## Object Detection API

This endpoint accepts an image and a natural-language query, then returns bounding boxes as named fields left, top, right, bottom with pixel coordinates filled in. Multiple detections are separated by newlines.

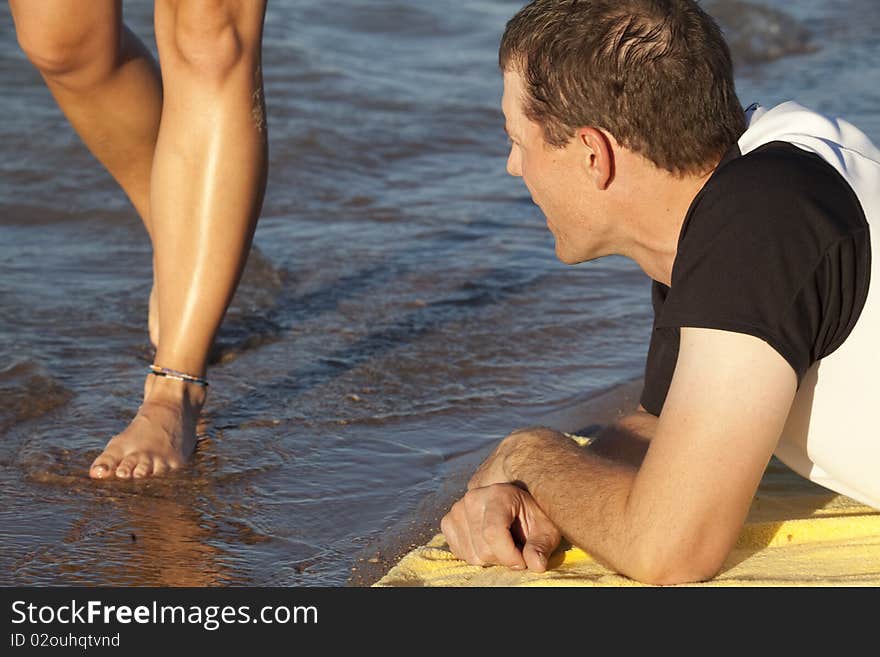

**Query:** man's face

left=502, top=69, right=601, bottom=264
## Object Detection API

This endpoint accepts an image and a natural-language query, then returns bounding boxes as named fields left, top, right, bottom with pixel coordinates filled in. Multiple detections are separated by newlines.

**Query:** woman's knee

left=157, top=0, right=265, bottom=82
left=13, top=7, right=120, bottom=85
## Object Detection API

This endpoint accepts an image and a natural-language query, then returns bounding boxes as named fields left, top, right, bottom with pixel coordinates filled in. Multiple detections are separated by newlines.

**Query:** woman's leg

left=9, top=0, right=164, bottom=345
left=89, top=0, right=269, bottom=479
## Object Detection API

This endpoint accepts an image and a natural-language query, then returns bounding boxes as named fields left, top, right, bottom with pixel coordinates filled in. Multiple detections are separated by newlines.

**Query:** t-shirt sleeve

left=651, top=147, right=870, bottom=395
left=640, top=283, right=678, bottom=416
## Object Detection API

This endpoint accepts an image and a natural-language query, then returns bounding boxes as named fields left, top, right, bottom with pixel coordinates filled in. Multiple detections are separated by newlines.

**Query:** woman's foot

left=89, top=373, right=206, bottom=480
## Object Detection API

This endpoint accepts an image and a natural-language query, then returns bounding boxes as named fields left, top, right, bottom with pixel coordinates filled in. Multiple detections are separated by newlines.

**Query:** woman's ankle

left=144, top=371, right=208, bottom=408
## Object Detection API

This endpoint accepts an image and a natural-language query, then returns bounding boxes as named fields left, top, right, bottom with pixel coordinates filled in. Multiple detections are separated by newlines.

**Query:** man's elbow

left=626, top=540, right=729, bottom=586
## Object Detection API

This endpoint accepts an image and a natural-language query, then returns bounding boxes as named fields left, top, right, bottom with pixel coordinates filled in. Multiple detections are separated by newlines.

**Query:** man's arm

left=443, top=327, right=797, bottom=584
left=468, top=406, right=657, bottom=488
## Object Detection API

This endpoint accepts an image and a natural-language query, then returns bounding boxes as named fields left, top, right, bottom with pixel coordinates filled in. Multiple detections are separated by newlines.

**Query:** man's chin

left=554, top=240, right=596, bottom=265
left=554, top=244, right=580, bottom=265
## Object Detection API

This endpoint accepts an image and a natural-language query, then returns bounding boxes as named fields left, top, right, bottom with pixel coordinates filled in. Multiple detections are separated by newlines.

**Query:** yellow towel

left=374, top=454, right=880, bottom=587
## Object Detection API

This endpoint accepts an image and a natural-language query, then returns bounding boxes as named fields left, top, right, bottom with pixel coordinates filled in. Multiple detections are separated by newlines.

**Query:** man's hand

left=440, top=483, right=562, bottom=572
left=467, top=439, right=514, bottom=491
left=467, top=428, right=556, bottom=490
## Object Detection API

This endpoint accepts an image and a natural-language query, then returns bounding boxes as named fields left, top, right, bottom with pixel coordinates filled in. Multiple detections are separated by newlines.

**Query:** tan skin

left=10, top=0, right=268, bottom=479
left=441, top=70, right=798, bottom=585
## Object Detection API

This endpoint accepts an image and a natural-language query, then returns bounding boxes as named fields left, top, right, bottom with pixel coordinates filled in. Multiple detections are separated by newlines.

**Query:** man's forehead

left=501, top=70, right=518, bottom=104
left=501, top=70, right=522, bottom=131
left=500, top=103, right=512, bottom=136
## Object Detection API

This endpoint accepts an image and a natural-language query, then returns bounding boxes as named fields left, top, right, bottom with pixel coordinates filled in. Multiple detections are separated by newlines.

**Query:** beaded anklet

left=148, top=364, right=209, bottom=387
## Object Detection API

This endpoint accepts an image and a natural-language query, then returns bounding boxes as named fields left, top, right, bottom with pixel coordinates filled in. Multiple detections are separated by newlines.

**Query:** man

left=441, top=0, right=878, bottom=585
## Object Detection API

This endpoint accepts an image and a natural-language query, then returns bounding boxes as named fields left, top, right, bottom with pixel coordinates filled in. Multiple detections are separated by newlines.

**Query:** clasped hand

left=440, top=433, right=562, bottom=572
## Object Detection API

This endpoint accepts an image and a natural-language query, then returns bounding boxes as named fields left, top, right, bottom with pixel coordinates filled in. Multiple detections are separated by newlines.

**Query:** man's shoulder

left=687, top=140, right=868, bottom=246
left=721, top=140, right=850, bottom=190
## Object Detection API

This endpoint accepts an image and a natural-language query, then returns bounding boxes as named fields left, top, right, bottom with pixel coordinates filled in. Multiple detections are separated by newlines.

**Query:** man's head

left=500, top=0, right=745, bottom=177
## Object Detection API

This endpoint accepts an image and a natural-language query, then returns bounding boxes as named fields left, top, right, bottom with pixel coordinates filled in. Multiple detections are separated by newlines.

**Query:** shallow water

left=1, top=0, right=877, bottom=586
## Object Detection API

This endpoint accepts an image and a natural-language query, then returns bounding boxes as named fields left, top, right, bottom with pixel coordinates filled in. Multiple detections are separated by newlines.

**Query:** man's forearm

left=500, top=427, right=643, bottom=576
left=462, top=411, right=671, bottom=580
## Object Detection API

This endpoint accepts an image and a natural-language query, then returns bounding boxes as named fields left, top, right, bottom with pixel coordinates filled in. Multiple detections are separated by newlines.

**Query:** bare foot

left=90, top=374, right=206, bottom=480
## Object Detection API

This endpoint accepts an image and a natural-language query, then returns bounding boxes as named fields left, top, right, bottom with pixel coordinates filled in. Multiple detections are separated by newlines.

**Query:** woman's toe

left=132, top=455, right=154, bottom=479
left=90, top=449, right=122, bottom=480
left=151, top=459, right=170, bottom=477
left=114, top=454, right=140, bottom=479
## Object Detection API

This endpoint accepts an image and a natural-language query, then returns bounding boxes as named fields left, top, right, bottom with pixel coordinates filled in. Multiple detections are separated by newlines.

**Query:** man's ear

left=577, top=127, right=614, bottom=190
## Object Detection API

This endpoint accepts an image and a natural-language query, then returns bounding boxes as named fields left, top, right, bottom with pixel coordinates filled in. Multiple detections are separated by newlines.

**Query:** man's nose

left=506, top=148, right=522, bottom=177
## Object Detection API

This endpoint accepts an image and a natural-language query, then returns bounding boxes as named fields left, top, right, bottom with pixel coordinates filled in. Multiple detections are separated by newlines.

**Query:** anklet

left=148, top=364, right=209, bottom=387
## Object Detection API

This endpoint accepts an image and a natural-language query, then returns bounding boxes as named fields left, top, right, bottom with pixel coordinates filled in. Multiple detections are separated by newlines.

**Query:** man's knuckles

left=472, top=543, right=497, bottom=564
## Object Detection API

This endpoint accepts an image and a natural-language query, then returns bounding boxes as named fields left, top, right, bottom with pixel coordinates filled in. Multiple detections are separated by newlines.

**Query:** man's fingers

left=442, top=486, right=527, bottom=569
left=439, top=512, right=459, bottom=552
left=442, top=485, right=562, bottom=573
left=522, top=533, right=559, bottom=572
left=442, top=502, right=490, bottom=567
left=521, top=507, right=562, bottom=572
left=480, top=505, right=526, bottom=570
left=441, top=506, right=478, bottom=564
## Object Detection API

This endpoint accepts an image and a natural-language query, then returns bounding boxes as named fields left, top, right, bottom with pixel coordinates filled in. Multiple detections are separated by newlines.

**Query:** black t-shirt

left=640, top=141, right=871, bottom=416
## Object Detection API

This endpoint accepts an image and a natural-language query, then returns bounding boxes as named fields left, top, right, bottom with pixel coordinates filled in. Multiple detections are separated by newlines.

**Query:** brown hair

left=500, top=0, right=746, bottom=175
